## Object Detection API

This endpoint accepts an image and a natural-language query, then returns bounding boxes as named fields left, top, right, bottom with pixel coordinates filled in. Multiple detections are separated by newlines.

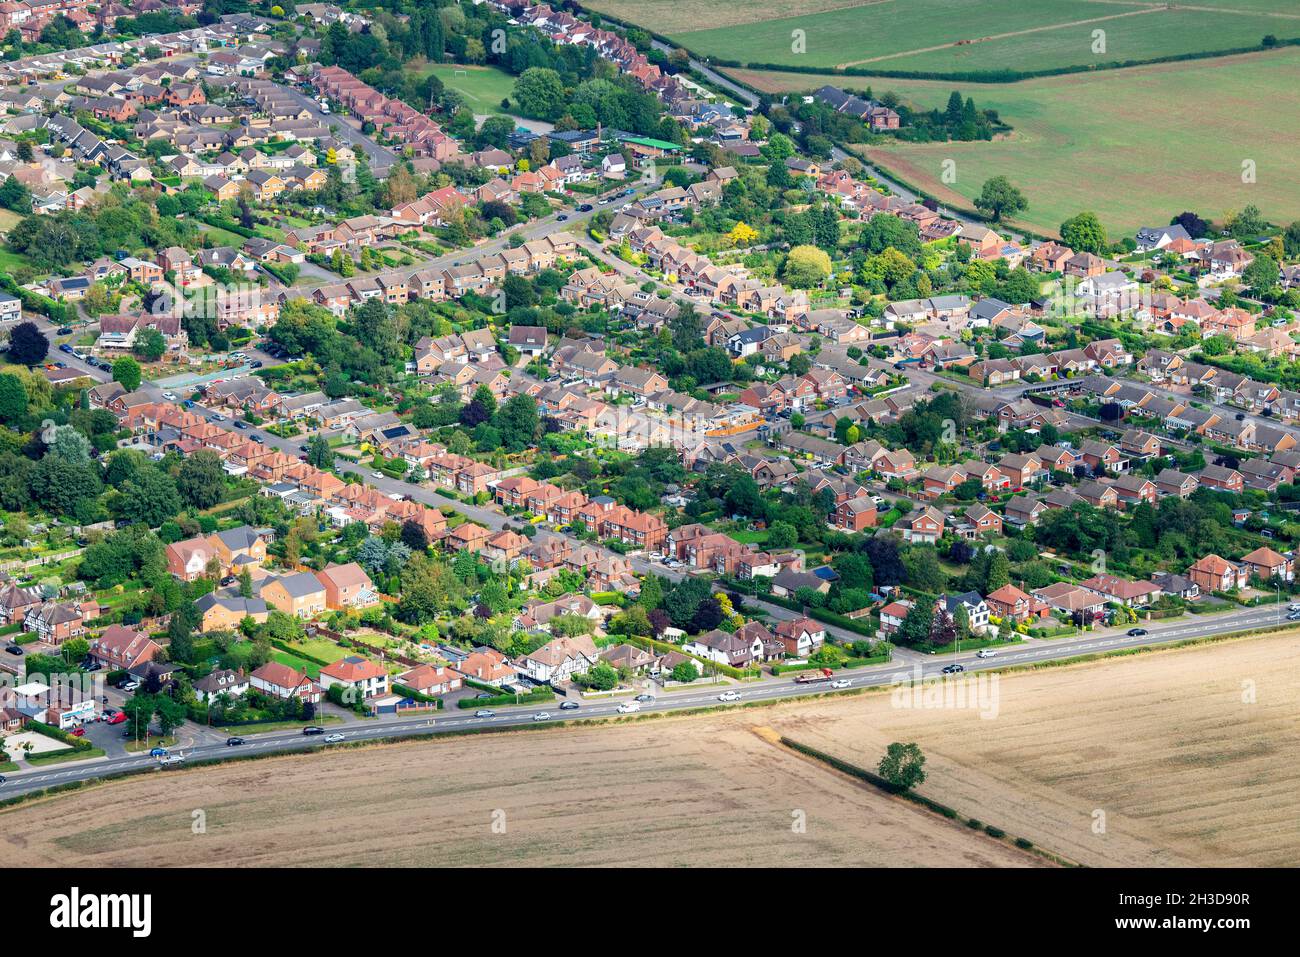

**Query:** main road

left=1, top=600, right=1290, bottom=799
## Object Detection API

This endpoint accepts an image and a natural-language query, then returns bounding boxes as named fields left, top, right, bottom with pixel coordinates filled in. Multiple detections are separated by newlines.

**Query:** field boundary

left=774, top=734, right=1078, bottom=867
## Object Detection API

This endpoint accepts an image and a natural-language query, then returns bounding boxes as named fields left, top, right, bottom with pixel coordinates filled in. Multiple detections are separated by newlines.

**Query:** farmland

left=763, top=631, right=1300, bottom=867
left=587, top=0, right=1300, bottom=76
left=729, top=49, right=1300, bottom=236
left=0, top=716, right=1040, bottom=868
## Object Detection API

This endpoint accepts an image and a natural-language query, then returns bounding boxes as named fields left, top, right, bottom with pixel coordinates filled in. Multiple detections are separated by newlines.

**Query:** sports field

left=589, top=0, right=1300, bottom=75
left=412, top=63, right=519, bottom=116
left=730, top=49, right=1300, bottom=236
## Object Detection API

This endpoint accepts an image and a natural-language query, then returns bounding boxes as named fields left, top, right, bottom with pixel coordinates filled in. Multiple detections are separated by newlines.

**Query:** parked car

left=371, top=471, right=384, bottom=479
left=233, top=420, right=248, bottom=429
left=302, top=725, right=325, bottom=735
left=58, top=343, right=73, bottom=354
left=120, top=680, right=140, bottom=692
left=161, top=391, right=177, bottom=401
left=226, top=737, right=245, bottom=746
left=556, top=213, right=568, bottom=221
left=57, top=327, right=73, bottom=335
left=70, top=727, right=86, bottom=737
left=105, top=712, right=127, bottom=725
left=4, top=644, right=23, bottom=655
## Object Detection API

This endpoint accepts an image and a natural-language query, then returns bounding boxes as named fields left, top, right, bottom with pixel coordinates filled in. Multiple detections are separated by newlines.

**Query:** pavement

left=1, top=600, right=1291, bottom=798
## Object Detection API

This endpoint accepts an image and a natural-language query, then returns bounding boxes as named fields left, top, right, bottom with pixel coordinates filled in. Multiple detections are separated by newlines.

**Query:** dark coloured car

left=577, top=203, right=593, bottom=212
left=634, top=693, right=654, bottom=702
left=226, top=737, right=246, bottom=746
left=941, top=664, right=965, bottom=674
left=302, top=726, right=325, bottom=735
left=57, top=327, right=73, bottom=335
left=1126, top=628, right=1148, bottom=637
left=233, top=420, right=248, bottom=429
left=5, top=644, right=22, bottom=655
left=559, top=701, right=580, bottom=710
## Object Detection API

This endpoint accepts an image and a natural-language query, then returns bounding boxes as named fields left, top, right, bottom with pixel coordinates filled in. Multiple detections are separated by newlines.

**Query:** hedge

left=391, top=683, right=444, bottom=708
left=457, top=687, right=554, bottom=709
left=624, top=633, right=758, bottom=679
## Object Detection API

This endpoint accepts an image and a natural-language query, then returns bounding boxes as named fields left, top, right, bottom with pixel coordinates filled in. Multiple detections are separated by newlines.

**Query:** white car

left=532, top=712, right=551, bottom=721
left=718, top=691, right=741, bottom=702
left=157, top=754, right=184, bottom=766
left=830, top=679, right=851, bottom=689
left=323, top=733, right=345, bottom=743
left=161, top=391, right=177, bottom=401
left=976, top=648, right=997, bottom=659
left=229, top=352, right=247, bottom=360
left=371, top=471, right=384, bottom=480
left=616, top=701, right=641, bottom=714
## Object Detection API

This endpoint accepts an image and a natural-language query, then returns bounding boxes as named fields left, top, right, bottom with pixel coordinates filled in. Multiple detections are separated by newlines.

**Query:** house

left=87, top=624, right=161, bottom=671
left=315, top=562, right=375, bottom=610
left=249, top=661, right=321, bottom=702
left=194, top=593, right=269, bottom=632
left=1187, top=554, right=1248, bottom=593
left=684, top=627, right=763, bottom=668
left=985, top=584, right=1044, bottom=624
left=515, top=634, right=600, bottom=684
left=772, top=617, right=826, bottom=656
left=259, top=571, right=328, bottom=620
left=899, top=505, right=945, bottom=544
left=1239, top=545, right=1293, bottom=583
left=318, top=655, right=389, bottom=700
left=1078, top=574, right=1162, bottom=607
left=397, top=663, right=463, bottom=697
left=938, top=591, right=991, bottom=634
left=193, top=668, right=251, bottom=704
left=24, top=600, right=95, bottom=645
left=834, top=496, right=878, bottom=532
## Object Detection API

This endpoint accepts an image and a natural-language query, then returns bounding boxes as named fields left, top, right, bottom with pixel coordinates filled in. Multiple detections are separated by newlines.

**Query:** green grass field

left=731, top=48, right=1300, bottom=237
left=412, top=63, right=519, bottom=116
left=591, top=0, right=1300, bottom=75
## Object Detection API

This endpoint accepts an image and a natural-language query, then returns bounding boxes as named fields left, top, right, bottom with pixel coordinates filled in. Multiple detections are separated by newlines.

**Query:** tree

left=513, top=67, right=567, bottom=121
left=0, top=372, right=27, bottom=424
left=1059, top=211, right=1108, bottom=254
left=877, top=742, right=926, bottom=791
left=306, top=434, right=333, bottom=471
left=895, top=602, right=934, bottom=647
left=974, top=176, right=1026, bottom=223
left=782, top=244, right=832, bottom=288
left=112, top=356, right=142, bottom=392
left=7, top=321, right=48, bottom=366
left=133, top=327, right=166, bottom=362
left=670, top=661, right=699, bottom=683
left=177, top=449, right=226, bottom=510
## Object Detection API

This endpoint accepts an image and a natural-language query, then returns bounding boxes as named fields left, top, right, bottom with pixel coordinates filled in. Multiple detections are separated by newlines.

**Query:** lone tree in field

left=974, top=175, right=1027, bottom=223
left=878, top=742, right=927, bottom=791
left=7, top=320, right=48, bottom=366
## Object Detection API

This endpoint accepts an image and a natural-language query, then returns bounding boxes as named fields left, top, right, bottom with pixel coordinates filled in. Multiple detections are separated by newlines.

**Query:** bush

left=1014, top=837, right=1034, bottom=849
left=967, top=818, right=982, bottom=829
left=984, top=825, right=1006, bottom=839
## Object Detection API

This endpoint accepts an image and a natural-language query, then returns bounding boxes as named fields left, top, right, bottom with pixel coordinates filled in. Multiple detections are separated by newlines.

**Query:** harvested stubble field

left=4, top=632, right=1295, bottom=867
left=0, top=718, right=1037, bottom=868
left=762, top=630, right=1300, bottom=867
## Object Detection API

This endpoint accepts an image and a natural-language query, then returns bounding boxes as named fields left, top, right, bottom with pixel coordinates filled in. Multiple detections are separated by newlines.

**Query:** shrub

left=984, top=825, right=1006, bottom=839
